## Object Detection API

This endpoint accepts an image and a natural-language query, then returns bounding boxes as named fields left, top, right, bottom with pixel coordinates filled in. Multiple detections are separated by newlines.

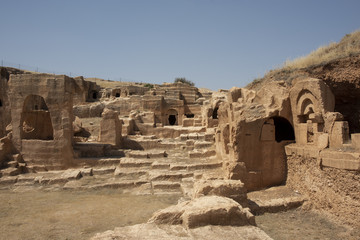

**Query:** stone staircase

left=0, top=154, right=26, bottom=178
left=69, top=128, right=223, bottom=197
left=1, top=128, right=225, bottom=198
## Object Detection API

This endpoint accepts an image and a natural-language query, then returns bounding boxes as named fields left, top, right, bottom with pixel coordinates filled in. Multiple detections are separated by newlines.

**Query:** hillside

left=247, top=30, right=360, bottom=133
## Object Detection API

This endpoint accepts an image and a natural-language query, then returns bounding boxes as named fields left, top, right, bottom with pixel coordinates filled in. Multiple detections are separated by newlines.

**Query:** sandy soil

left=0, top=188, right=180, bottom=240
left=257, top=208, right=359, bottom=240
left=1, top=185, right=358, bottom=240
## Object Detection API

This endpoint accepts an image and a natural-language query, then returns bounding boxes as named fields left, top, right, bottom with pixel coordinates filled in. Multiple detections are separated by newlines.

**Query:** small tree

left=174, top=77, right=195, bottom=86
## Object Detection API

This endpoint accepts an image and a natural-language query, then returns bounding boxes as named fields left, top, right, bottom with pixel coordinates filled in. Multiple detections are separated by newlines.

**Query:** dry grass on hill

left=247, top=30, right=360, bottom=90
left=284, top=30, right=360, bottom=70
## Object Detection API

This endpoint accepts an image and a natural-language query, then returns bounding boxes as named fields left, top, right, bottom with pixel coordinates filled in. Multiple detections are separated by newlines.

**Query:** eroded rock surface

left=149, top=196, right=255, bottom=228
left=91, top=224, right=272, bottom=240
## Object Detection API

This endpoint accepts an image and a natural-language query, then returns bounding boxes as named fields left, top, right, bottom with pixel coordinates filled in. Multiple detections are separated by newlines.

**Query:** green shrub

left=174, top=77, right=195, bottom=86
left=144, top=83, right=154, bottom=89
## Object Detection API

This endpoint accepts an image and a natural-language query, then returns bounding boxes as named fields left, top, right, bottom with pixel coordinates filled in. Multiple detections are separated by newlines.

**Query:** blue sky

left=1, top=0, right=359, bottom=90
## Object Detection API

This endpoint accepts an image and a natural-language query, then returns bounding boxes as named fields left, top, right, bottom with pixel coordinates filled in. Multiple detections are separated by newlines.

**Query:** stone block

left=322, top=158, right=360, bottom=171
left=182, top=118, right=194, bottom=127
left=351, top=133, right=360, bottom=150
left=315, top=132, right=329, bottom=149
left=296, top=123, right=308, bottom=145
left=193, top=179, right=248, bottom=207
left=329, top=121, right=350, bottom=149
left=320, top=150, right=360, bottom=170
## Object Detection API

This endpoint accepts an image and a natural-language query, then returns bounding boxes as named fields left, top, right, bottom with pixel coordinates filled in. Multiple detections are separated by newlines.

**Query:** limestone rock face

left=193, top=179, right=248, bottom=207
left=91, top=224, right=272, bottom=240
left=148, top=196, right=255, bottom=228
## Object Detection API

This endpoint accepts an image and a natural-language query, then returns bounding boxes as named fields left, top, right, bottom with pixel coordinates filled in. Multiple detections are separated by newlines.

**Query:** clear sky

left=1, top=0, right=359, bottom=90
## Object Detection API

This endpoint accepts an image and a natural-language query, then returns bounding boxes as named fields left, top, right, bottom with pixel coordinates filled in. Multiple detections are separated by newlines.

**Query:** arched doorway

left=272, top=117, right=295, bottom=142
left=89, top=90, right=99, bottom=101
left=259, top=117, right=295, bottom=188
left=167, top=109, right=178, bottom=126
left=20, top=95, right=54, bottom=140
left=212, top=107, right=218, bottom=119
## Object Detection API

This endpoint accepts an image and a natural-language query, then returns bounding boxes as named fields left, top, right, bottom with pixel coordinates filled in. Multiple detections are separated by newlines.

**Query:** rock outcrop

left=149, top=196, right=255, bottom=228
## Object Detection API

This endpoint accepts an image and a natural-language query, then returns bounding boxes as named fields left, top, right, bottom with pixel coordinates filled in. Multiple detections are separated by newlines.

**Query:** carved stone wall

left=9, top=74, right=74, bottom=168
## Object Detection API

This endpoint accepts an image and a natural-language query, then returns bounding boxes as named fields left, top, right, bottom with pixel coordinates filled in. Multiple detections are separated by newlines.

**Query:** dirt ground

left=257, top=208, right=360, bottom=240
left=1, top=185, right=359, bottom=240
left=0, top=188, right=180, bottom=240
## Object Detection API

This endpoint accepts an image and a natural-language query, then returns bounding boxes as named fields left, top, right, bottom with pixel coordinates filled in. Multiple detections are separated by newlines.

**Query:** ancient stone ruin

left=0, top=67, right=359, bottom=239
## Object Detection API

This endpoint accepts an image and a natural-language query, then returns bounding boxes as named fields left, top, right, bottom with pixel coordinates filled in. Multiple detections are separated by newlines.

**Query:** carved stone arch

left=290, top=78, right=335, bottom=143
left=296, top=90, right=319, bottom=123
left=20, top=94, right=54, bottom=140
left=290, top=78, right=335, bottom=125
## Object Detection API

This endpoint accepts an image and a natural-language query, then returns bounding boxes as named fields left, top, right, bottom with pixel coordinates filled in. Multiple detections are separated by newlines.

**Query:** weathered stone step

left=189, top=149, right=216, bottom=158
left=6, top=161, right=19, bottom=168
left=73, top=142, right=112, bottom=158
left=0, top=176, right=18, bottom=185
left=170, top=164, right=188, bottom=171
left=149, top=172, right=194, bottom=181
left=92, top=166, right=116, bottom=175
left=25, top=165, right=48, bottom=173
left=25, top=164, right=64, bottom=172
left=127, top=150, right=167, bottom=159
left=63, top=179, right=148, bottom=190
left=151, top=181, right=181, bottom=190
left=187, top=162, right=222, bottom=171
left=180, top=133, right=206, bottom=141
left=73, top=143, right=125, bottom=158
left=114, top=167, right=148, bottom=178
left=151, top=161, right=170, bottom=169
left=126, top=138, right=186, bottom=150
left=0, top=167, right=20, bottom=177
left=158, top=142, right=187, bottom=150
left=180, top=132, right=215, bottom=142
left=85, top=180, right=143, bottom=190
left=80, top=168, right=93, bottom=176
left=17, top=174, right=37, bottom=183
left=194, top=141, right=214, bottom=149
left=119, top=158, right=153, bottom=168
left=73, top=157, right=123, bottom=168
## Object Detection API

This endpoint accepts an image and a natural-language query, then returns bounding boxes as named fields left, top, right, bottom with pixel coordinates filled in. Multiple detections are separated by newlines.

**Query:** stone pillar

left=329, top=121, right=349, bottom=148
left=99, top=108, right=122, bottom=147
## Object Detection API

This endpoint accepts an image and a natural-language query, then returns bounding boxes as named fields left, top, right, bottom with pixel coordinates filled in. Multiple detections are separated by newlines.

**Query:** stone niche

left=9, top=74, right=74, bottom=169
